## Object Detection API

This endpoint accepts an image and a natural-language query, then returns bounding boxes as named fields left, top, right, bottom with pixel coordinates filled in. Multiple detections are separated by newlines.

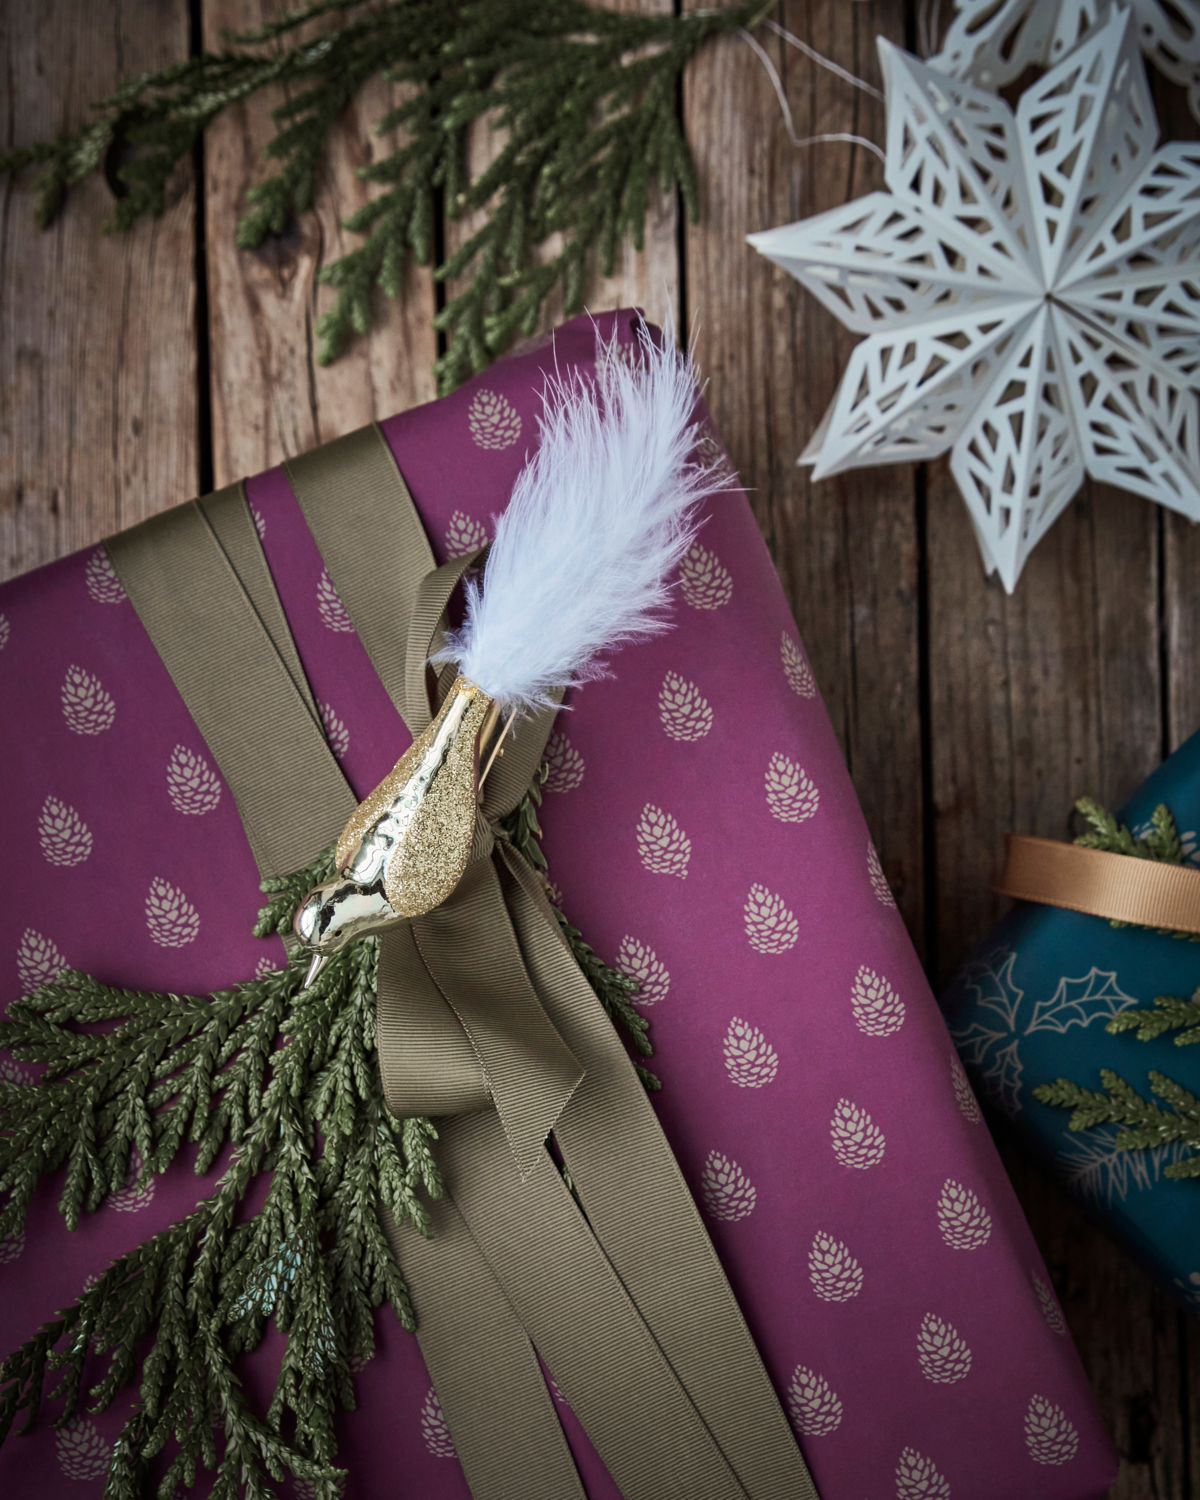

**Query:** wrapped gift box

left=0, top=310, right=1116, bottom=1498
left=941, top=729, right=1200, bottom=1316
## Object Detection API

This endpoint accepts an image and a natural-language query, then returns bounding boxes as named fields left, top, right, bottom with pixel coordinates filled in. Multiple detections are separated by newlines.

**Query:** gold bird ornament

left=294, top=321, right=729, bottom=986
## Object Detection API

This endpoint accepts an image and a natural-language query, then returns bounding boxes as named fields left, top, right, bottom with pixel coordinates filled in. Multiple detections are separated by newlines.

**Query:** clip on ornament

left=294, top=322, right=730, bottom=985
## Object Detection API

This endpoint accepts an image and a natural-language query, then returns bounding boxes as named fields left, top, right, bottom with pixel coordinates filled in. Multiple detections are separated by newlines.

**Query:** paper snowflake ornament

left=748, top=10, right=1200, bottom=590
left=931, top=0, right=1200, bottom=123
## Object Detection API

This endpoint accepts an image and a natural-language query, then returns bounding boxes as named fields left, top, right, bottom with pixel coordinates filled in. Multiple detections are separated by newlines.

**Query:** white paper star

left=932, top=0, right=1200, bottom=123
left=748, top=10, right=1200, bottom=590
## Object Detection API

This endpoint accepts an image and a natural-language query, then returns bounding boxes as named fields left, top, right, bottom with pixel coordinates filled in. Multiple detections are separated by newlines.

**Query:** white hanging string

left=917, top=0, right=945, bottom=60
left=762, top=18, right=885, bottom=101
left=737, top=27, right=886, bottom=164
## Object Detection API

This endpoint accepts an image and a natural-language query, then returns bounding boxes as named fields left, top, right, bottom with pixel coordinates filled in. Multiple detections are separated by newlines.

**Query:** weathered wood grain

left=0, top=0, right=197, bottom=584
left=683, top=0, right=926, bottom=954
left=928, top=472, right=1162, bottom=984
left=203, top=0, right=438, bottom=488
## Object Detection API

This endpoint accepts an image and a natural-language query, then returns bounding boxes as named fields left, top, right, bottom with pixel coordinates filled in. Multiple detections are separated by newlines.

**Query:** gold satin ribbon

left=996, top=833, right=1200, bottom=934
left=111, top=427, right=818, bottom=1500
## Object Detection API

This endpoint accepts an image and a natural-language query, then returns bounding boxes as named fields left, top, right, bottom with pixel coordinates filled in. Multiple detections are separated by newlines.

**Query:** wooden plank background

left=2, top=1, right=1199, bottom=1493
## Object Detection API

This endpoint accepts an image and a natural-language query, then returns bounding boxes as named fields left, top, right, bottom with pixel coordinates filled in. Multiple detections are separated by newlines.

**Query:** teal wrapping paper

left=940, top=728, right=1200, bottom=1313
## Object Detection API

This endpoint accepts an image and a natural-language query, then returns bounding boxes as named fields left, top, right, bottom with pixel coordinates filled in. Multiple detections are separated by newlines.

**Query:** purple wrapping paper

left=0, top=311, right=1116, bottom=1499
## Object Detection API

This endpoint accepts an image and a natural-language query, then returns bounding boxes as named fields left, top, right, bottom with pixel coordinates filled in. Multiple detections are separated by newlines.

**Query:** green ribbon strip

left=109, top=426, right=818, bottom=1500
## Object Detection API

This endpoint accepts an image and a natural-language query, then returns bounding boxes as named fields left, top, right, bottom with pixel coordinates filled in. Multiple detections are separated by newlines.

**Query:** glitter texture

left=335, top=678, right=493, bottom=919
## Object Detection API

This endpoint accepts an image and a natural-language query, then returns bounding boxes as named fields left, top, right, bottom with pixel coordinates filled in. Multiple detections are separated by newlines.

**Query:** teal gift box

left=940, top=728, right=1200, bottom=1313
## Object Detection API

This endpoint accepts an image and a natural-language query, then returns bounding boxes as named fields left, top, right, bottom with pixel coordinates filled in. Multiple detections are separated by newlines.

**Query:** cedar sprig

left=1034, top=796, right=1200, bottom=1184
left=0, top=841, right=438, bottom=1497
left=1071, top=796, right=1200, bottom=939
left=1107, top=991, right=1200, bottom=1046
left=1033, top=1069, right=1200, bottom=1180
left=1074, top=796, right=1184, bottom=862
left=0, top=764, right=654, bottom=1491
left=0, top=0, right=765, bottom=392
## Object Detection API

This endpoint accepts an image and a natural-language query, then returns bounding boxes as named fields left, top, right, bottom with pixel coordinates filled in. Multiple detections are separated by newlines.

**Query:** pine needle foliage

left=0, top=0, right=766, bottom=393
left=1071, top=796, right=1200, bottom=940
left=1033, top=1071, right=1200, bottom=1180
left=1034, top=796, right=1200, bottom=1185
left=0, top=771, right=652, bottom=1492
left=0, top=844, right=436, bottom=1497
left=1074, top=796, right=1184, bottom=862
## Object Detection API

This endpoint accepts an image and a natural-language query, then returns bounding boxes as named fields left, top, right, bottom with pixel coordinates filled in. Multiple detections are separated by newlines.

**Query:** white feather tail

left=436, top=323, right=729, bottom=711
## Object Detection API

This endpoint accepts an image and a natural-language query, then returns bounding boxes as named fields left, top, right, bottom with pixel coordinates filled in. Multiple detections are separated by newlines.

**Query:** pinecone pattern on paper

left=829, top=1098, right=886, bottom=1169
left=781, top=633, right=816, bottom=698
left=786, top=1365, right=843, bottom=1437
left=420, top=1386, right=457, bottom=1458
left=16, top=927, right=68, bottom=993
left=317, top=569, right=354, bottom=633
left=467, top=388, right=522, bottom=450
left=444, top=509, right=489, bottom=555
left=145, top=877, right=200, bottom=948
left=808, top=1231, right=864, bottom=1302
left=108, top=1147, right=155, bottom=1212
left=744, top=884, right=799, bottom=954
left=895, top=1446, right=952, bottom=1499
left=85, top=546, right=126, bottom=604
left=636, top=804, right=691, bottom=878
left=950, top=1052, right=982, bottom=1124
left=544, top=731, right=585, bottom=793
left=917, top=1314, right=972, bottom=1384
left=1024, top=1396, right=1080, bottom=1465
left=166, top=745, right=222, bottom=815
left=255, top=955, right=280, bottom=979
left=678, top=541, right=733, bottom=610
left=320, top=703, right=350, bottom=759
left=0, top=1231, right=25, bottom=1265
left=867, top=838, right=897, bottom=907
left=0, top=1054, right=33, bottom=1087
left=658, top=671, right=713, bottom=741
left=61, top=664, right=116, bottom=735
left=56, top=1416, right=110, bottom=1481
left=764, top=752, right=819, bottom=822
left=0, top=613, right=9, bottom=651
left=1031, top=1271, right=1069, bottom=1337
left=723, top=1017, right=779, bottom=1088
left=700, top=1151, right=757, bottom=1222
left=936, top=1180, right=993, bottom=1251
left=250, top=503, right=266, bottom=540
left=850, top=964, right=906, bottom=1036
left=38, top=796, right=93, bottom=867
left=615, top=936, right=669, bottom=1005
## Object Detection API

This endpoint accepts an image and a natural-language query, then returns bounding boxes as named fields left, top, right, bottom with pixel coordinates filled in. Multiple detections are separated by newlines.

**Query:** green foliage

left=0, top=773, right=654, bottom=1491
left=1074, top=797, right=1184, bottom=862
left=1071, top=796, right=1200, bottom=939
left=0, top=0, right=765, bottom=392
left=1034, top=796, right=1200, bottom=1183
left=1107, top=991, right=1200, bottom=1046
left=1033, top=1070, right=1200, bottom=1180
left=0, top=920, right=436, bottom=1496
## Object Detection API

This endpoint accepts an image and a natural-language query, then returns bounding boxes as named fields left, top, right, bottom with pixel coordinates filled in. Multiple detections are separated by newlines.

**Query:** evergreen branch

left=1073, top=796, right=1183, bottom=860
left=0, top=764, right=655, bottom=1490
left=0, top=0, right=765, bottom=390
left=0, top=834, right=435, bottom=1496
left=1107, top=991, right=1200, bottom=1045
left=1071, top=796, right=1200, bottom=939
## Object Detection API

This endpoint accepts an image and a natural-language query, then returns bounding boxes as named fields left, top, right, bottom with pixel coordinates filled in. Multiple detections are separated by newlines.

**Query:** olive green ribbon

left=107, top=427, right=818, bottom=1500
